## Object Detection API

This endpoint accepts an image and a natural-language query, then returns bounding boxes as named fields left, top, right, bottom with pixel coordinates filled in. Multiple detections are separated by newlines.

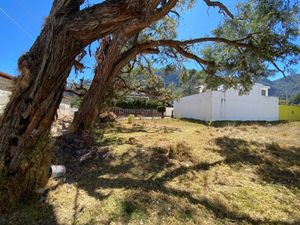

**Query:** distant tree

left=95, top=66, right=179, bottom=111
left=289, top=93, right=300, bottom=105
left=180, top=68, right=206, bottom=96
left=157, top=105, right=166, bottom=118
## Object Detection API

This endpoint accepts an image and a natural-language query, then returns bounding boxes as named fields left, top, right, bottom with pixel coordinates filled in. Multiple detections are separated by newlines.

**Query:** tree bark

left=72, top=35, right=124, bottom=132
left=71, top=30, right=161, bottom=133
left=0, top=0, right=143, bottom=209
left=70, top=0, right=178, bottom=132
left=0, top=0, right=179, bottom=209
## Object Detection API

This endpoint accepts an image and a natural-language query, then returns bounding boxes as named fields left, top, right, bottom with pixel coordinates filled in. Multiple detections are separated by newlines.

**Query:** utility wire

left=0, top=7, right=34, bottom=40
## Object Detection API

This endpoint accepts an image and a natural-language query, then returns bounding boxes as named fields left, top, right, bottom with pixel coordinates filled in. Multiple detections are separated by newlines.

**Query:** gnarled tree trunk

left=0, top=0, right=140, bottom=209
left=71, top=30, right=163, bottom=133
left=0, top=26, right=79, bottom=210
left=72, top=35, right=124, bottom=132
left=0, top=0, right=179, bottom=209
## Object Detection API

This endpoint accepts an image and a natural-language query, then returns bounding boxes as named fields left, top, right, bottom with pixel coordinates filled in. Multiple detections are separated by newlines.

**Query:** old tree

left=0, top=0, right=183, bottom=209
left=72, top=0, right=299, bottom=132
left=0, top=0, right=299, bottom=209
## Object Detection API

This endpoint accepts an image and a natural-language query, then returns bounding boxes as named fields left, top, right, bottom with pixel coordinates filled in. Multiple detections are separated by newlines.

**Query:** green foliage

left=70, top=96, right=81, bottom=108
left=117, top=98, right=159, bottom=109
left=289, top=93, right=300, bottom=105
left=106, top=65, right=180, bottom=110
left=180, top=68, right=206, bottom=96
left=279, top=99, right=287, bottom=105
left=127, top=114, right=135, bottom=124
left=157, top=106, right=166, bottom=113
left=201, top=0, right=299, bottom=91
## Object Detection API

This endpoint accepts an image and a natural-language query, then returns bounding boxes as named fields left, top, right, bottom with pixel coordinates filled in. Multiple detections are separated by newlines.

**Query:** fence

left=0, top=90, right=77, bottom=116
left=113, top=108, right=161, bottom=117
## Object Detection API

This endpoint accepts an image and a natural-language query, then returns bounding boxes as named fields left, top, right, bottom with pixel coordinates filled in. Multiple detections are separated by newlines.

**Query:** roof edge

left=0, top=71, right=16, bottom=80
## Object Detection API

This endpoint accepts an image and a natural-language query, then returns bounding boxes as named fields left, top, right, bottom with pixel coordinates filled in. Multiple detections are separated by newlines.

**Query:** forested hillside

left=159, top=70, right=300, bottom=98
left=259, top=74, right=300, bottom=97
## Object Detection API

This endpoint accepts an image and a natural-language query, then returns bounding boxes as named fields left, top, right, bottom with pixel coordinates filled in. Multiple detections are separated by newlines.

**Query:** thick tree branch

left=123, top=0, right=178, bottom=36
left=68, top=1, right=140, bottom=43
left=112, top=46, right=160, bottom=78
left=111, top=34, right=265, bottom=77
left=50, top=0, right=84, bottom=16
left=270, top=60, right=286, bottom=78
left=65, top=78, right=88, bottom=97
left=118, top=36, right=257, bottom=67
left=165, top=37, right=256, bottom=48
left=171, top=44, right=215, bottom=66
left=203, top=0, right=234, bottom=18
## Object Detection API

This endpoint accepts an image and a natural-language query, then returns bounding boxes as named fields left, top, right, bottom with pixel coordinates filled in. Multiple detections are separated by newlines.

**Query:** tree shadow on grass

left=214, top=136, right=300, bottom=188
left=97, top=135, right=126, bottom=146
left=111, top=123, right=148, bottom=133
left=56, top=138, right=299, bottom=225
left=99, top=121, right=182, bottom=135
left=0, top=200, right=60, bottom=225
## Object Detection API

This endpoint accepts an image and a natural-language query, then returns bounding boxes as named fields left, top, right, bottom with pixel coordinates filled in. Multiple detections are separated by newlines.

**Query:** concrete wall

left=58, top=103, right=78, bottom=116
left=279, top=105, right=300, bottom=121
left=211, top=90, right=279, bottom=121
left=0, top=90, right=11, bottom=113
left=165, top=107, right=174, bottom=117
left=0, top=76, right=14, bottom=91
left=0, top=90, right=77, bottom=115
left=174, top=92, right=213, bottom=121
left=174, top=83, right=279, bottom=121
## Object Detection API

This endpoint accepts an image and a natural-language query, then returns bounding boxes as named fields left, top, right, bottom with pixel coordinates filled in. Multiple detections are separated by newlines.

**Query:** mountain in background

left=258, top=74, right=300, bottom=98
left=160, top=70, right=300, bottom=98
left=65, top=71, right=300, bottom=99
left=156, top=70, right=180, bottom=87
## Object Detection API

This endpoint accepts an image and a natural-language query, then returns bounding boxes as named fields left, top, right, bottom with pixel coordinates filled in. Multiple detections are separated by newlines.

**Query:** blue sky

left=0, top=0, right=299, bottom=81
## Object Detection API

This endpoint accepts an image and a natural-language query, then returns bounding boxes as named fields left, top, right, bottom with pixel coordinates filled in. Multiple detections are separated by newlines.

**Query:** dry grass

left=1, top=119, right=300, bottom=225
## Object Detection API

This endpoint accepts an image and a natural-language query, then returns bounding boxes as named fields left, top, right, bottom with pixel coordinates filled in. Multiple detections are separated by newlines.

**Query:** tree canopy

left=200, top=0, right=299, bottom=90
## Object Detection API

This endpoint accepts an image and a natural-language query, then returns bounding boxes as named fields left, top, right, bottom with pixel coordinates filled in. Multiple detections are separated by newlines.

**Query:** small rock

left=127, top=137, right=138, bottom=145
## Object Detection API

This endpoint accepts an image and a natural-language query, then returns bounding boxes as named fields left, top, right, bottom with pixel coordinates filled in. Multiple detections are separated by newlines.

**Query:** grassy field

left=1, top=118, right=300, bottom=225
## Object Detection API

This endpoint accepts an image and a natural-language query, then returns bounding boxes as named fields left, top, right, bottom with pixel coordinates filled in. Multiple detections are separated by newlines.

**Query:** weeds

left=3, top=119, right=300, bottom=225
left=127, top=114, right=135, bottom=124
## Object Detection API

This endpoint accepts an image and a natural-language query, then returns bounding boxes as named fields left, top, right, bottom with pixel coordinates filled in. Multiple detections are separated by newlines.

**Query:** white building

left=174, top=83, right=279, bottom=121
left=0, top=72, right=77, bottom=115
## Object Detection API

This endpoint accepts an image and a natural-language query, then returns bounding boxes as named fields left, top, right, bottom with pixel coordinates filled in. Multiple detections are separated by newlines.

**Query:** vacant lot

left=1, top=119, right=300, bottom=225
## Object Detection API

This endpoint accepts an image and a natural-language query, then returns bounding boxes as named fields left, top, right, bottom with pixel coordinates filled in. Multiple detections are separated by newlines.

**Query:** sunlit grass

left=2, top=119, right=300, bottom=225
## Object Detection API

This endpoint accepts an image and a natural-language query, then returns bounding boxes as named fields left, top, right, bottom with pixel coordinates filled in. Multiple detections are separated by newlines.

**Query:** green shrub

left=128, top=114, right=135, bottom=124
left=116, top=98, right=159, bottom=109
left=157, top=106, right=166, bottom=113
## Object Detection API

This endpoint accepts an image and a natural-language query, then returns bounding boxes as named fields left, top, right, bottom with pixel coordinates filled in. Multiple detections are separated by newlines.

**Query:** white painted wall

left=174, top=92, right=213, bottom=121
left=165, top=107, right=174, bottom=117
left=58, top=103, right=78, bottom=116
left=0, top=90, right=77, bottom=115
left=174, top=83, right=279, bottom=121
left=0, top=90, right=11, bottom=113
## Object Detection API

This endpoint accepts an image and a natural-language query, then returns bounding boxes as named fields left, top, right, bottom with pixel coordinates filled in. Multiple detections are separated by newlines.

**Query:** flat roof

left=0, top=71, right=15, bottom=80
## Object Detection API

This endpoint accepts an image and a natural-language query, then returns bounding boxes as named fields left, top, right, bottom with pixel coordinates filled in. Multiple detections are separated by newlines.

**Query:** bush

left=157, top=106, right=166, bottom=113
left=116, top=98, right=159, bottom=109
left=127, top=114, right=135, bottom=124
left=289, top=93, right=300, bottom=105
